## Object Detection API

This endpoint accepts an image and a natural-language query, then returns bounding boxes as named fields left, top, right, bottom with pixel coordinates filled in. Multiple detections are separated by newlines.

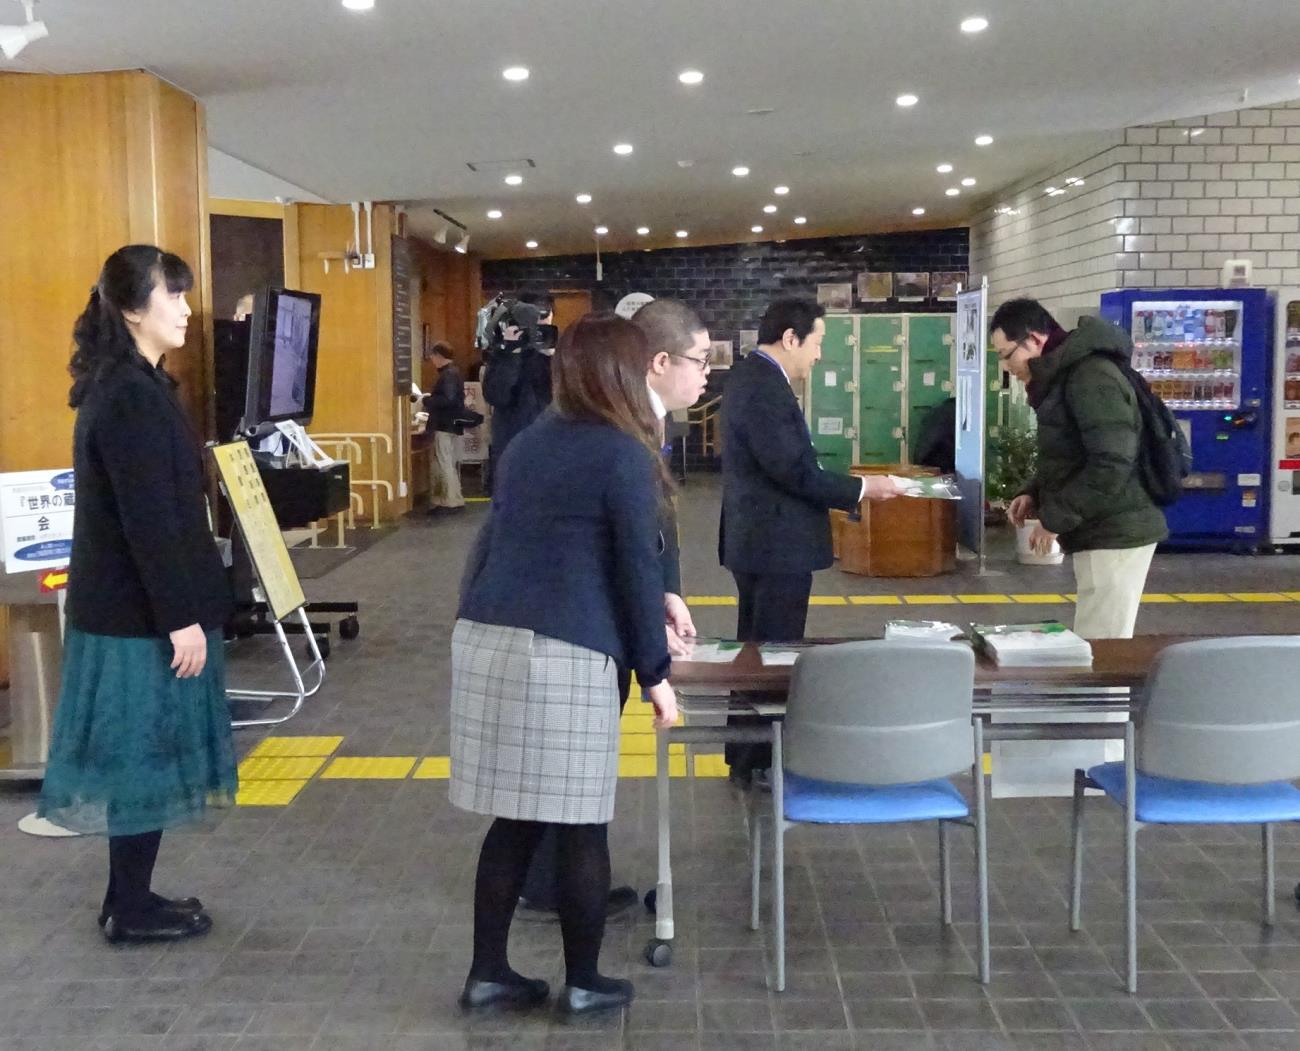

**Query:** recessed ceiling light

left=946, top=188, right=961, bottom=196
left=763, top=204, right=778, bottom=214
left=773, top=185, right=790, bottom=195
left=912, top=207, right=926, bottom=216
left=793, top=216, right=807, bottom=225
left=342, top=0, right=375, bottom=10
left=746, top=107, right=775, bottom=116
left=486, top=209, right=502, bottom=220
left=677, top=159, right=695, bottom=168
left=975, top=134, right=994, bottom=146
left=960, top=16, right=989, bottom=33
left=678, top=70, right=704, bottom=85
left=751, top=225, right=763, bottom=234
left=936, top=163, right=953, bottom=174
left=502, top=66, right=530, bottom=82
left=732, top=166, right=750, bottom=177
left=575, top=193, right=592, bottom=204
left=525, top=240, right=538, bottom=249
left=636, top=226, right=650, bottom=236
left=594, top=226, right=608, bottom=236
left=613, top=143, right=634, bottom=156
left=676, top=230, right=689, bottom=238
left=504, top=174, right=523, bottom=186
left=896, top=93, right=919, bottom=108
left=961, top=177, right=977, bottom=187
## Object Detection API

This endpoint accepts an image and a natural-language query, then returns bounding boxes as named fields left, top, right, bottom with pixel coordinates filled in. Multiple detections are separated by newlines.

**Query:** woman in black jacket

left=38, top=245, right=237, bottom=944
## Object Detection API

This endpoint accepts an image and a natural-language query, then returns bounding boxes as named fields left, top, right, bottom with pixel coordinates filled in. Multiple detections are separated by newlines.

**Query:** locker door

left=808, top=315, right=857, bottom=474
left=857, top=315, right=905, bottom=464
left=906, top=314, right=955, bottom=462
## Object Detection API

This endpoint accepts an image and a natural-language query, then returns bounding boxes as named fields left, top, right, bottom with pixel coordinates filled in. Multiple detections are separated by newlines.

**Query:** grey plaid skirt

left=449, top=619, right=620, bottom=824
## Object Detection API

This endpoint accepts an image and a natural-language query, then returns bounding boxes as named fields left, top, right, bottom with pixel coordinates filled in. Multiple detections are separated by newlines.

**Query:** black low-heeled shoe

left=558, top=979, right=635, bottom=1016
left=459, top=976, right=550, bottom=1011
left=102, top=909, right=212, bottom=945
left=97, top=893, right=203, bottom=929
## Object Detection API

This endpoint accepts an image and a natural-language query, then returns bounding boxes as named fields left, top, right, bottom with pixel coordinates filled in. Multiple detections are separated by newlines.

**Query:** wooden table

left=645, top=635, right=1235, bottom=982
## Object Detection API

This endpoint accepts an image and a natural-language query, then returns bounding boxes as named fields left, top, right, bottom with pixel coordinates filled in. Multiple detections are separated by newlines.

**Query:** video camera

left=476, top=294, right=557, bottom=356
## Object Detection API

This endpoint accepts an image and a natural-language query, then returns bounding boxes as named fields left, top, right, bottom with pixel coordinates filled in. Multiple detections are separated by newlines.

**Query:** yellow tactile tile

left=685, top=596, right=739, bottom=606
left=983, top=753, right=992, bottom=775
left=848, top=595, right=903, bottom=605
left=956, top=594, right=1014, bottom=604
left=1010, top=594, right=1067, bottom=604
left=620, top=735, right=684, bottom=756
left=620, top=714, right=656, bottom=733
left=238, top=756, right=327, bottom=780
left=320, top=756, right=417, bottom=780
left=693, top=754, right=730, bottom=778
left=1139, top=594, right=1180, bottom=603
left=1230, top=592, right=1294, bottom=603
left=619, top=754, right=688, bottom=778
left=1173, top=593, right=1234, bottom=603
left=1284, top=592, right=1300, bottom=602
left=808, top=596, right=848, bottom=606
left=902, top=595, right=960, bottom=605
left=247, top=736, right=345, bottom=758
left=236, top=780, right=307, bottom=806
left=412, top=757, right=451, bottom=779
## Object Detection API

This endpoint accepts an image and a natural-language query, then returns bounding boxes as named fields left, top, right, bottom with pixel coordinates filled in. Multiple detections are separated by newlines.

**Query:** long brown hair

left=552, top=312, right=673, bottom=492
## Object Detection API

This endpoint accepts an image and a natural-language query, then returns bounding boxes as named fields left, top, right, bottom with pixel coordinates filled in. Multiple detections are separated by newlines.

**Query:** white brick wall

left=970, top=99, right=1300, bottom=316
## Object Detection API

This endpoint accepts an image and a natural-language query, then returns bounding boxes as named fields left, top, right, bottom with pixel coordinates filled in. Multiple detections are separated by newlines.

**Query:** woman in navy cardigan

left=450, top=313, right=678, bottom=1016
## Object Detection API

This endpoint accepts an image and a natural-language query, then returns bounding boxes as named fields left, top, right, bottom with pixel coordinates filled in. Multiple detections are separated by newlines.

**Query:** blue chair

left=749, top=640, right=989, bottom=991
left=1069, top=636, right=1300, bottom=994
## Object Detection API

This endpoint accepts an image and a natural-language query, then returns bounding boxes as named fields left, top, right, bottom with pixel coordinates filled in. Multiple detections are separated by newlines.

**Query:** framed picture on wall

left=932, top=272, right=967, bottom=301
left=817, top=282, right=854, bottom=313
left=708, top=340, right=735, bottom=370
left=858, top=272, right=893, bottom=302
left=894, top=272, right=930, bottom=302
left=738, top=329, right=759, bottom=354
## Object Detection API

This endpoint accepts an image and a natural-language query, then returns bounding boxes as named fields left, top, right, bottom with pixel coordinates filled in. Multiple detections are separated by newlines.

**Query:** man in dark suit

left=720, top=297, right=898, bottom=777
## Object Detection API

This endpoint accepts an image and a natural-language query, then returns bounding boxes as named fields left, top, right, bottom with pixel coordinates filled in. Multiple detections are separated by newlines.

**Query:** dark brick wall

left=481, top=228, right=969, bottom=345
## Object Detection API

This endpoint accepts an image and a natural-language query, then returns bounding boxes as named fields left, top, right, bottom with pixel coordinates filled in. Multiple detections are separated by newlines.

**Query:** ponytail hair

left=69, top=245, right=194, bottom=407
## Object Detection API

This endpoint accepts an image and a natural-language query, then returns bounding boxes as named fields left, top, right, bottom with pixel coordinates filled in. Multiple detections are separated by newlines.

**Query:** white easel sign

left=0, top=469, right=76, bottom=574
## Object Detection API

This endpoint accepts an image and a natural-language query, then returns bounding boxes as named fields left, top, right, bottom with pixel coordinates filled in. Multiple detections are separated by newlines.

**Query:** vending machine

left=1271, top=290, right=1300, bottom=548
left=1100, top=288, right=1274, bottom=548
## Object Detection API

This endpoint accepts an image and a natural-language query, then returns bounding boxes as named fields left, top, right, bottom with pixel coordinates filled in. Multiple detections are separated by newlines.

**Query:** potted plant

left=986, top=423, right=1064, bottom=565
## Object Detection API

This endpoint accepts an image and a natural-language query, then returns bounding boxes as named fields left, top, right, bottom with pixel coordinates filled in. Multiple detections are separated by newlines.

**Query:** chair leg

left=938, top=821, right=953, bottom=926
left=772, top=725, right=786, bottom=993
left=749, top=792, right=762, bottom=932
left=973, top=715, right=990, bottom=985
left=1123, top=721, right=1138, bottom=995
left=1263, top=824, right=1276, bottom=928
left=1070, top=768, right=1086, bottom=932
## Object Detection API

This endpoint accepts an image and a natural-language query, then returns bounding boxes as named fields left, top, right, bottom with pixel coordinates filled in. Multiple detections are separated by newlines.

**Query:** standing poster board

left=954, top=281, right=988, bottom=569
left=460, top=380, right=489, bottom=464
left=0, top=469, right=76, bottom=574
left=211, top=441, right=306, bottom=622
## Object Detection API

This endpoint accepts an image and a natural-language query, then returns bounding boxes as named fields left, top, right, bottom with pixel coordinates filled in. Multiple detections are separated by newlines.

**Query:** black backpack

left=1062, top=359, right=1191, bottom=507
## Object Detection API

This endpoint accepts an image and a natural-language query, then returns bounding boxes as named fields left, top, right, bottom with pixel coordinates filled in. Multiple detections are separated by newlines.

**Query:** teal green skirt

left=38, top=627, right=238, bottom=836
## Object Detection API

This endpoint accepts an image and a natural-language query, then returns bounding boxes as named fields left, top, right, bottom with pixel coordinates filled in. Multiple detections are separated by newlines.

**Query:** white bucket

left=1015, top=519, right=1065, bottom=565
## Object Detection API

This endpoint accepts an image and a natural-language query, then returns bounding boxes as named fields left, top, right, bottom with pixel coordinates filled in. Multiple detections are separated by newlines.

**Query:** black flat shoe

left=459, top=976, right=550, bottom=1011
left=98, top=893, right=202, bottom=928
left=558, top=979, right=635, bottom=1016
left=102, top=909, right=212, bottom=944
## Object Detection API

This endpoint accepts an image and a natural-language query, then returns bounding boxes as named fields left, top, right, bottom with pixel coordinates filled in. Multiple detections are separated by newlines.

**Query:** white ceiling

left=11, top=0, right=1300, bottom=257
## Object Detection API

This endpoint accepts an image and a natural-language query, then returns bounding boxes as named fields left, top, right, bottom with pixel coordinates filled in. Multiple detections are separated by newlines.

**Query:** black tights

left=470, top=817, right=613, bottom=989
left=104, top=830, right=163, bottom=920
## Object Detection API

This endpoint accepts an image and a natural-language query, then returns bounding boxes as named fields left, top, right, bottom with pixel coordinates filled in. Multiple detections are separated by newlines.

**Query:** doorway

left=550, top=290, right=593, bottom=335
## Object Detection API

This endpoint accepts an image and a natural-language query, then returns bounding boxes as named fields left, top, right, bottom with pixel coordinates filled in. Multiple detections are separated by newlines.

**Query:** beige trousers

left=1072, top=543, right=1158, bottom=640
left=429, top=431, right=464, bottom=508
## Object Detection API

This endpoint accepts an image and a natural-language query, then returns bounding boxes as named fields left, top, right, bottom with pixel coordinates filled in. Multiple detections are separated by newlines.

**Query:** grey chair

left=1069, top=637, right=1300, bottom=994
left=748, top=640, right=989, bottom=991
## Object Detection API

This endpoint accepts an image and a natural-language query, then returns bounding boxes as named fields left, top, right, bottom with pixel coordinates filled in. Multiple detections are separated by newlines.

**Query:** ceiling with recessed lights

left=10, top=0, right=1300, bottom=257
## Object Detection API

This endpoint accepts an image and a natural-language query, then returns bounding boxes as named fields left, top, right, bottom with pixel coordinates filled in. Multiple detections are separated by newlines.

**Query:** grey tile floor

left=2, top=477, right=1300, bottom=1050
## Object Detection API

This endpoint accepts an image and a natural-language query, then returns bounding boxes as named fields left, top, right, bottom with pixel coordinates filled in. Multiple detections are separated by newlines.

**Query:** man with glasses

left=989, top=298, right=1167, bottom=639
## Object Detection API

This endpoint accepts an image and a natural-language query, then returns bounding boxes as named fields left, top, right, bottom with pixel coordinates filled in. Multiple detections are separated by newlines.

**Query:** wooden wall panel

left=412, top=241, right=480, bottom=374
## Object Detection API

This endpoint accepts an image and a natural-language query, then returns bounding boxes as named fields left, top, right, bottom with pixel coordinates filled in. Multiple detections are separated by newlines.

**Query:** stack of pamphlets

left=883, top=620, right=965, bottom=641
left=885, top=474, right=963, bottom=500
left=970, top=621, right=1093, bottom=667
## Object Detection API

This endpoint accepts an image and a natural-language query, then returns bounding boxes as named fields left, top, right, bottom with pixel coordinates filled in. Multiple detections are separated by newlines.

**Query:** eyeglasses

left=997, top=339, right=1028, bottom=363
left=668, top=351, right=710, bottom=372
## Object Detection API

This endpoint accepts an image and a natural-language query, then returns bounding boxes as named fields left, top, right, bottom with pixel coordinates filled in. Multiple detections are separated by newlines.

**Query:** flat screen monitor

left=244, top=287, right=322, bottom=429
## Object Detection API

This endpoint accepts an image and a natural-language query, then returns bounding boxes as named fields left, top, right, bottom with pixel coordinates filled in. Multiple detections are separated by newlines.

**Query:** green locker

left=810, top=316, right=857, bottom=474
left=906, top=315, right=955, bottom=462
left=857, top=315, right=905, bottom=465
